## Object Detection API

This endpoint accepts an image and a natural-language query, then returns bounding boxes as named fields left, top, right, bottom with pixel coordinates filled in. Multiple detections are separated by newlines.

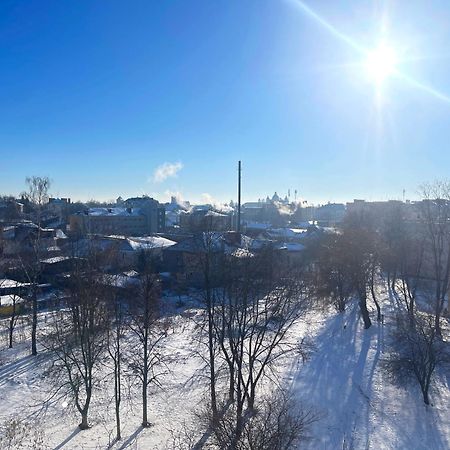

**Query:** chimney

left=237, top=160, right=241, bottom=233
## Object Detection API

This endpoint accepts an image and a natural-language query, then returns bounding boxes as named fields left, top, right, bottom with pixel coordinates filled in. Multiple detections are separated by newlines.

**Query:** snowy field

left=0, top=286, right=449, bottom=449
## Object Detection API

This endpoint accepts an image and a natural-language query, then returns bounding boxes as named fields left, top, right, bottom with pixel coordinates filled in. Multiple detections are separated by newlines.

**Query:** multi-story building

left=345, top=199, right=422, bottom=224
left=314, top=203, right=346, bottom=225
left=0, top=198, right=23, bottom=221
left=69, top=197, right=165, bottom=236
left=179, top=207, right=232, bottom=232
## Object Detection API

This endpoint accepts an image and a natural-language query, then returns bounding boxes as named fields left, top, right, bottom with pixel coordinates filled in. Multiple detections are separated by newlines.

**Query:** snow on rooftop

left=267, top=228, right=308, bottom=239
left=277, top=242, right=306, bottom=252
left=46, top=246, right=61, bottom=252
left=205, top=210, right=228, bottom=217
left=87, top=207, right=142, bottom=216
left=100, top=274, right=140, bottom=288
left=41, top=256, right=71, bottom=264
left=55, top=229, right=68, bottom=239
left=122, top=270, right=139, bottom=278
left=0, top=294, right=25, bottom=306
left=0, top=279, right=29, bottom=289
left=127, top=236, right=177, bottom=251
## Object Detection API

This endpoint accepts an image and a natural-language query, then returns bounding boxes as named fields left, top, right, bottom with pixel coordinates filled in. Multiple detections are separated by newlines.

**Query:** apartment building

left=69, top=197, right=165, bottom=236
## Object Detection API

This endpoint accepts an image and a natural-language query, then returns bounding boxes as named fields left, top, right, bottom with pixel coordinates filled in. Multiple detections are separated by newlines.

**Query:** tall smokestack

left=237, top=160, right=241, bottom=233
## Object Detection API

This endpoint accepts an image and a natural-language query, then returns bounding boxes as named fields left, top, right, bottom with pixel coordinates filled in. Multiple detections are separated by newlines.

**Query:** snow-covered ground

left=290, top=284, right=450, bottom=450
left=0, top=285, right=449, bottom=449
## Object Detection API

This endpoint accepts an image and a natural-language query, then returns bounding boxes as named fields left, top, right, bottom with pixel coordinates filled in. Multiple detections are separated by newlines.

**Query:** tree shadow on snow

left=53, top=427, right=81, bottom=449
left=292, top=304, right=377, bottom=449
left=0, top=353, right=49, bottom=388
left=117, top=426, right=144, bottom=450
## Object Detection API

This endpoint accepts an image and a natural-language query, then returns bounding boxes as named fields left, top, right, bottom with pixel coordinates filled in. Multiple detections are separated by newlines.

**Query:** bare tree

left=346, top=228, right=374, bottom=329
left=394, top=235, right=425, bottom=316
left=315, top=233, right=354, bottom=313
left=45, top=265, right=108, bottom=429
left=197, top=231, right=221, bottom=422
left=317, top=228, right=374, bottom=328
left=128, top=261, right=168, bottom=428
left=418, top=181, right=450, bottom=335
left=21, top=176, right=51, bottom=355
left=7, top=291, right=22, bottom=349
left=0, top=277, right=23, bottom=349
left=211, top=389, right=318, bottom=450
left=212, top=249, right=311, bottom=444
left=368, top=251, right=382, bottom=322
left=385, top=311, right=449, bottom=405
left=105, top=279, right=126, bottom=441
left=379, top=202, right=407, bottom=293
left=23, top=176, right=51, bottom=217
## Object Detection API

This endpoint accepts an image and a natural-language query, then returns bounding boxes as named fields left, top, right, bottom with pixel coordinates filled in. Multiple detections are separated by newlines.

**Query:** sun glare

left=365, top=44, right=397, bottom=84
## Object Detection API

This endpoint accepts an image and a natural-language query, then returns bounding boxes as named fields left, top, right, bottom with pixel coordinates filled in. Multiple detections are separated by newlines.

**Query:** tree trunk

left=359, top=290, right=372, bottom=329
left=370, top=281, right=381, bottom=322
left=409, top=294, right=415, bottom=316
left=391, top=270, right=397, bottom=293
left=337, top=283, right=346, bottom=312
left=142, top=381, right=149, bottom=427
left=208, top=308, right=218, bottom=421
left=435, top=306, right=442, bottom=337
left=248, top=387, right=255, bottom=411
left=9, top=300, right=16, bottom=348
left=31, top=293, right=38, bottom=356
left=234, top=396, right=245, bottom=447
left=9, top=325, right=13, bottom=349
left=422, top=387, right=430, bottom=405
left=115, top=360, right=121, bottom=440
left=142, top=335, right=150, bottom=427
left=204, top=250, right=217, bottom=422
left=116, top=407, right=121, bottom=440
left=228, top=364, right=235, bottom=402
left=233, top=336, right=246, bottom=445
left=79, top=411, right=89, bottom=430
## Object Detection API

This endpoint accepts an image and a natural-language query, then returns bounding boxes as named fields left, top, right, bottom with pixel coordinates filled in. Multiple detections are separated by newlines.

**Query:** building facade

left=69, top=197, right=165, bottom=236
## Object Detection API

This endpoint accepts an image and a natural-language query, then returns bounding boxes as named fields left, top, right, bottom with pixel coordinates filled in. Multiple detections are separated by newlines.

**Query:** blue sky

left=1, top=0, right=450, bottom=204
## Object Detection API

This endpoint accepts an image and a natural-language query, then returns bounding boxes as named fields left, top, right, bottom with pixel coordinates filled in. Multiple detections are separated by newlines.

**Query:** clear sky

left=1, top=0, right=450, bottom=205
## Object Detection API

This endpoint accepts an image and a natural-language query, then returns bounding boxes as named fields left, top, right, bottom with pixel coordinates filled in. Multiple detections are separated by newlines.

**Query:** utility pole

left=237, top=161, right=241, bottom=233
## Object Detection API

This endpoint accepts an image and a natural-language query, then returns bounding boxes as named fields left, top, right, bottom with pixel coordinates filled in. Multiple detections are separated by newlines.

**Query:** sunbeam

left=288, top=0, right=366, bottom=54
left=288, top=0, right=450, bottom=104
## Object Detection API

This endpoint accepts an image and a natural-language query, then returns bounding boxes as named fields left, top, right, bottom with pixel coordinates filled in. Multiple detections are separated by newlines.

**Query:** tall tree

left=317, top=228, right=375, bottom=328
left=46, top=263, right=108, bottom=429
left=315, top=233, right=354, bottom=313
left=128, top=262, right=167, bottom=427
left=21, top=176, right=51, bottom=355
left=213, top=249, right=311, bottom=444
left=418, top=181, right=450, bottom=336
left=195, top=231, right=221, bottom=422
left=386, top=312, right=449, bottom=405
left=106, top=277, right=126, bottom=441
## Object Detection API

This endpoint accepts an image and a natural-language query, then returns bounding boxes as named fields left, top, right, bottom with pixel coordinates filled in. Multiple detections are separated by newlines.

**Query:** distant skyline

left=1, top=1, right=450, bottom=205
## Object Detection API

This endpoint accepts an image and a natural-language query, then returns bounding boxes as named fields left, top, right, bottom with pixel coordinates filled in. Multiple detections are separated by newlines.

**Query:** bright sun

left=365, top=44, right=398, bottom=84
